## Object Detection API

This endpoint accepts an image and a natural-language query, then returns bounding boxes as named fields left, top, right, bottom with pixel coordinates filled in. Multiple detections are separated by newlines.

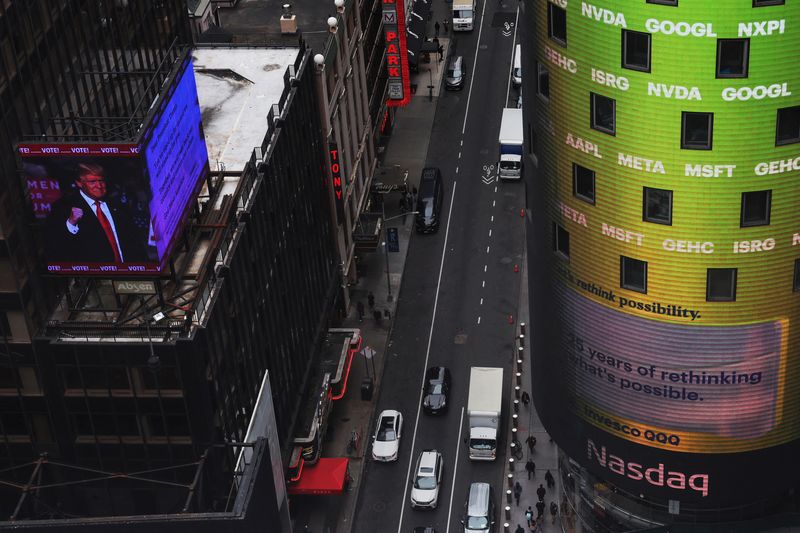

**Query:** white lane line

left=484, top=265, right=487, bottom=273
left=486, top=246, right=490, bottom=254
left=482, top=280, right=485, bottom=287
left=492, top=200, right=496, bottom=207
left=445, top=408, right=466, bottom=533
left=460, top=140, right=464, bottom=147
left=480, top=297, right=484, bottom=305
left=456, top=166, right=460, bottom=174
left=458, top=151, right=462, bottom=159
left=461, top=0, right=488, bottom=135
left=494, top=186, right=498, bottom=193
left=398, top=183, right=458, bottom=533
left=491, top=215, right=494, bottom=222
left=489, top=229, right=492, bottom=238
left=477, top=316, right=481, bottom=325
left=505, top=6, right=520, bottom=103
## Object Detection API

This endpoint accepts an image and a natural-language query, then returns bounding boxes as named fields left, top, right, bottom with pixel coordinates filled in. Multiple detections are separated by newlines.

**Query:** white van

left=512, top=44, right=522, bottom=88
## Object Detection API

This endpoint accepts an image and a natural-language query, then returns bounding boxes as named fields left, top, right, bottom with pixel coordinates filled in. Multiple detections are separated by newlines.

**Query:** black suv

left=415, top=168, right=444, bottom=234
left=422, top=366, right=451, bottom=414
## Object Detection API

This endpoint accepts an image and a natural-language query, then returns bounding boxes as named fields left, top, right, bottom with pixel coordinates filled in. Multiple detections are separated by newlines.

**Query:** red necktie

left=94, top=201, right=122, bottom=262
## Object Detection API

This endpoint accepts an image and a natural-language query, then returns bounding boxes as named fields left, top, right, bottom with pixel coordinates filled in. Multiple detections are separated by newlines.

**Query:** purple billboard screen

left=143, top=57, right=209, bottom=262
left=18, top=144, right=159, bottom=274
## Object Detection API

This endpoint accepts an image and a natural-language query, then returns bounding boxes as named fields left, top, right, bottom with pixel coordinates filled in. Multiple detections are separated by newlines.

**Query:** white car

left=371, top=409, right=403, bottom=462
left=410, top=450, right=443, bottom=509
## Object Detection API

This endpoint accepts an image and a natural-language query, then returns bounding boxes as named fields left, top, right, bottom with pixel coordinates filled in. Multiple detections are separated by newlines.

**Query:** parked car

left=371, top=409, right=403, bottom=462
left=415, top=168, right=444, bottom=234
left=410, top=450, right=443, bottom=509
left=445, top=55, right=466, bottom=90
left=422, top=366, right=451, bottom=414
left=462, top=482, right=495, bottom=532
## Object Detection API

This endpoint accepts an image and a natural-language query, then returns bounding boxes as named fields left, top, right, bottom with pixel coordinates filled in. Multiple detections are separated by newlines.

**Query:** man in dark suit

left=45, top=162, right=147, bottom=263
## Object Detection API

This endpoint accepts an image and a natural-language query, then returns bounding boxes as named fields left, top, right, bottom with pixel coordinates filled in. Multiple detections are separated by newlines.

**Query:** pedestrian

left=550, top=501, right=558, bottom=524
left=525, top=434, right=537, bottom=453
left=544, top=469, right=555, bottom=489
left=536, top=483, right=546, bottom=502
left=515, top=525, right=525, bottom=533
left=443, top=18, right=449, bottom=33
left=367, top=291, right=375, bottom=309
left=438, top=44, right=444, bottom=61
left=513, top=481, right=522, bottom=506
left=399, top=193, right=408, bottom=223
left=525, top=506, right=533, bottom=527
left=373, top=309, right=383, bottom=326
left=535, top=500, right=545, bottom=519
left=525, top=459, right=536, bottom=480
left=434, top=20, right=440, bottom=36
left=521, top=390, right=530, bottom=406
left=356, top=301, right=365, bottom=322
left=411, top=186, right=418, bottom=207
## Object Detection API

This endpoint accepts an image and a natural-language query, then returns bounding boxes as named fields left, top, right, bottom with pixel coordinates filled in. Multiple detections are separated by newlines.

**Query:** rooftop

left=192, top=47, right=299, bottom=172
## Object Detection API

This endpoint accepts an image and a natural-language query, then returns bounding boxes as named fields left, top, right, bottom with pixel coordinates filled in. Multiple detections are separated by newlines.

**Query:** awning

left=406, top=0, right=430, bottom=70
left=288, top=458, right=350, bottom=495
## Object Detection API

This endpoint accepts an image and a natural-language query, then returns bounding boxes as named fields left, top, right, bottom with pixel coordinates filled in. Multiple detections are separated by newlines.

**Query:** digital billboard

left=19, top=56, right=208, bottom=275
left=526, top=1, right=800, bottom=507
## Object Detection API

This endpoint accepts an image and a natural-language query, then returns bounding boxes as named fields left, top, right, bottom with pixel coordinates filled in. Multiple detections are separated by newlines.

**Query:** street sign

left=113, top=280, right=157, bottom=295
left=387, top=227, right=400, bottom=252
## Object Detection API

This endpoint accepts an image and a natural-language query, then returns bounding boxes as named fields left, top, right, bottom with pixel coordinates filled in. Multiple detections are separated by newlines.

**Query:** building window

left=553, top=223, right=570, bottom=259
left=716, top=39, right=749, bottom=78
left=573, top=164, right=595, bottom=204
left=537, top=62, right=550, bottom=100
left=647, top=0, right=678, bottom=4
left=548, top=4, right=567, bottom=45
left=622, top=30, right=651, bottom=72
left=707, top=268, right=737, bottom=302
left=740, top=190, right=771, bottom=227
left=776, top=105, right=800, bottom=145
left=794, top=260, right=800, bottom=292
left=620, top=256, right=647, bottom=293
left=643, top=187, right=672, bottom=225
left=753, top=0, right=784, bottom=5
left=681, top=112, right=713, bottom=149
left=591, top=93, right=615, bottom=135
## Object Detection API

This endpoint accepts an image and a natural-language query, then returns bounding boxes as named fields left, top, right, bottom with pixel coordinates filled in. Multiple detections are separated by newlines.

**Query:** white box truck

left=498, top=108, right=523, bottom=179
left=452, top=0, right=475, bottom=31
left=467, top=367, right=503, bottom=461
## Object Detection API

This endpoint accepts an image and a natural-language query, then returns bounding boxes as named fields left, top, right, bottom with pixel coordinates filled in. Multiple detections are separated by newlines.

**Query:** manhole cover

left=479, top=44, right=489, bottom=50
left=480, top=148, right=489, bottom=155
left=455, top=333, right=468, bottom=344
left=499, top=257, right=512, bottom=264
left=372, top=501, right=386, bottom=513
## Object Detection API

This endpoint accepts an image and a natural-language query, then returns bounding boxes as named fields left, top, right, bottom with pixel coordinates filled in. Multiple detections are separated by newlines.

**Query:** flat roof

left=192, top=47, right=299, bottom=172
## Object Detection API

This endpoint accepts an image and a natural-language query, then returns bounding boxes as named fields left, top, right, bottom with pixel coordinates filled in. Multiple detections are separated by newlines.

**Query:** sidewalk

left=290, top=19, right=453, bottom=533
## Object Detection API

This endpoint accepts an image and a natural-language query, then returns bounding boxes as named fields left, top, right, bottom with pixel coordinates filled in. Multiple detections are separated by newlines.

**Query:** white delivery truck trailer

left=467, top=367, right=503, bottom=461
left=452, top=0, right=475, bottom=31
left=499, top=108, right=523, bottom=179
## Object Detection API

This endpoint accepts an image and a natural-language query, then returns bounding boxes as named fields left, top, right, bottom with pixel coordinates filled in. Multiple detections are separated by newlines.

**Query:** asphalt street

left=353, top=2, right=526, bottom=531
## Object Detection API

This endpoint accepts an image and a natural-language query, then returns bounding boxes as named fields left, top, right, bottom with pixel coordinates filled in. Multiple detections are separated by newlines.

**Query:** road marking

left=445, top=407, right=466, bottom=533
left=397, top=183, right=458, bottom=533
left=477, top=316, right=481, bottom=325
left=494, top=186, right=498, bottom=194
left=460, top=140, right=464, bottom=147
left=480, top=297, right=484, bottom=305
left=482, top=280, right=485, bottom=287
left=491, top=215, right=494, bottom=222
left=484, top=265, right=487, bottom=272
left=461, top=0, right=488, bottom=135
left=505, top=6, right=520, bottom=104
left=456, top=166, right=460, bottom=174
left=492, top=200, right=496, bottom=207
left=486, top=246, right=490, bottom=253
left=458, top=151, right=461, bottom=159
